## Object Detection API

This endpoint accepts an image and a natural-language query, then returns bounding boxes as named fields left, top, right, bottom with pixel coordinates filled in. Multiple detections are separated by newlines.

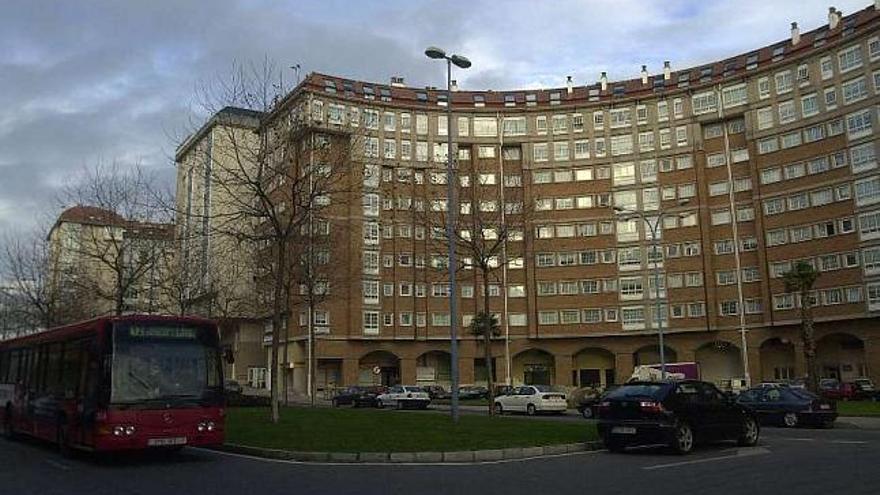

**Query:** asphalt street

left=2, top=426, right=879, bottom=495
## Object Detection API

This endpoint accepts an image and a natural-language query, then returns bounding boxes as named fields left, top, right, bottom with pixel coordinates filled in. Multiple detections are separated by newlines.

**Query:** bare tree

left=188, top=60, right=360, bottom=422
left=417, top=146, right=529, bottom=416
left=1, top=227, right=68, bottom=329
left=55, top=162, right=174, bottom=317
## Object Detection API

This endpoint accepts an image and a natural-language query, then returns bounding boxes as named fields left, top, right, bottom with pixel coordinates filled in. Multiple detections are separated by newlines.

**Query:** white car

left=493, top=385, right=567, bottom=415
left=376, top=385, right=431, bottom=410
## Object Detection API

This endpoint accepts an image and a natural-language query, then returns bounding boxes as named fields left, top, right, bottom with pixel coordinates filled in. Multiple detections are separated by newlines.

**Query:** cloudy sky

left=0, top=0, right=871, bottom=236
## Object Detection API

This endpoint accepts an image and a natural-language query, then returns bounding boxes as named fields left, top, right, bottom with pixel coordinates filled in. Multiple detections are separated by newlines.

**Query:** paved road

left=3, top=426, right=880, bottom=495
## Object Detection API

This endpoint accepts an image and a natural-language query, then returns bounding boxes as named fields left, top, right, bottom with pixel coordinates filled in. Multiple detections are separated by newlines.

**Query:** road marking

left=642, top=447, right=770, bottom=471
left=44, top=459, right=71, bottom=471
left=829, top=440, right=869, bottom=445
left=195, top=447, right=603, bottom=467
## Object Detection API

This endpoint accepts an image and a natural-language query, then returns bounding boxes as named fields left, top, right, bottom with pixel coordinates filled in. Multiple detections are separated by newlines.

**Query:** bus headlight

left=197, top=421, right=215, bottom=432
left=124, top=426, right=136, bottom=436
left=113, top=426, right=125, bottom=436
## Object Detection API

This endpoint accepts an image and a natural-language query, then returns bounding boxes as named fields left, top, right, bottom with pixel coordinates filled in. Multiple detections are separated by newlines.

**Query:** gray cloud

left=0, top=0, right=871, bottom=238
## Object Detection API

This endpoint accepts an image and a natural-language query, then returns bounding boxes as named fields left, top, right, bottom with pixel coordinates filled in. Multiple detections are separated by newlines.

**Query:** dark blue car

left=737, top=386, right=837, bottom=428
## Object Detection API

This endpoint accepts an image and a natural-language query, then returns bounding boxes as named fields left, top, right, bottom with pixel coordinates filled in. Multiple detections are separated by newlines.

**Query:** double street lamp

left=425, top=46, right=471, bottom=424
left=614, top=199, right=690, bottom=380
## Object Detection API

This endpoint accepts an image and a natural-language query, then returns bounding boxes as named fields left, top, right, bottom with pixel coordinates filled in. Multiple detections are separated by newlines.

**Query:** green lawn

left=226, top=407, right=596, bottom=453
left=837, top=400, right=880, bottom=417
left=432, top=398, right=491, bottom=406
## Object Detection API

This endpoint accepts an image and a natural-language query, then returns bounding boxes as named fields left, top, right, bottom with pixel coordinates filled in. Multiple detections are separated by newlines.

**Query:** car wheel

left=737, top=417, right=760, bottom=447
left=376, top=399, right=384, bottom=409
left=581, top=407, right=594, bottom=420
left=494, top=403, right=504, bottom=415
left=670, top=422, right=694, bottom=455
left=603, top=436, right=625, bottom=453
left=783, top=412, right=798, bottom=428
left=526, top=404, right=536, bottom=416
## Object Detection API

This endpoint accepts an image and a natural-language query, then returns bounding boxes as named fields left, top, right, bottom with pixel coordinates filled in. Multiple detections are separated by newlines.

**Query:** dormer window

left=363, top=86, right=375, bottom=100
left=473, top=94, right=486, bottom=107
left=745, top=53, right=759, bottom=70
left=323, top=79, right=337, bottom=94
left=416, top=91, right=428, bottom=103
left=504, top=94, right=516, bottom=106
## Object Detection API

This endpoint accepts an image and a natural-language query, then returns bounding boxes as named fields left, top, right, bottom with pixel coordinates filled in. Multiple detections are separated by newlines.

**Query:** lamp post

left=614, top=199, right=689, bottom=380
left=425, top=46, right=471, bottom=424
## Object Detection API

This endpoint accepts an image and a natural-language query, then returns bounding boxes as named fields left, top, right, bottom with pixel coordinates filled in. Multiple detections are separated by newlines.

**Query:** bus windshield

left=110, top=322, right=221, bottom=406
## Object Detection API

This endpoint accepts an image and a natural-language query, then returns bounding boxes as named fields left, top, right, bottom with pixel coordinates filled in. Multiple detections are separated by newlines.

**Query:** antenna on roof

left=290, top=64, right=302, bottom=85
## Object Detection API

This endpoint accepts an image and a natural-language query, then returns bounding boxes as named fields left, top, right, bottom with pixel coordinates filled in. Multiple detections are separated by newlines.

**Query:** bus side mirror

left=223, top=349, right=235, bottom=364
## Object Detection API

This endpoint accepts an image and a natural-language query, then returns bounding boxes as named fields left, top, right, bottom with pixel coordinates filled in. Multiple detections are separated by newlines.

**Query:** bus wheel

left=2, top=407, right=15, bottom=440
left=56, top=424, right=73, bottom=458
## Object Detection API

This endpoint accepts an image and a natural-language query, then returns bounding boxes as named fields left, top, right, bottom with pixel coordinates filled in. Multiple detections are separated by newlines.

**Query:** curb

left=212, top=440, right=603, bottom=464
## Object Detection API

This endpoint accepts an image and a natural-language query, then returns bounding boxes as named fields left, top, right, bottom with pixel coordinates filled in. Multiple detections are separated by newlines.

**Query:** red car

left=819, top=379, right=858, bottom=401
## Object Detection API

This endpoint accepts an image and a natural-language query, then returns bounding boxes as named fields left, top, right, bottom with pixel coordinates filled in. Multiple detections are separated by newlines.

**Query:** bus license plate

left=611, top=426, right=636, bottom=435
left=148, top=437, right=187, bottom=447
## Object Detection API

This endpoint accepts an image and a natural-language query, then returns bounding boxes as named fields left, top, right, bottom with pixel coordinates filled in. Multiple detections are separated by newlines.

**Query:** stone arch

left=415, top=350, right=452, bottom=387
left=571, top=347, right=616, bottom=388
left=632, top=344, right=679, bottom=367
left=759, top=337, right=796, bottom=382
left=512, top=349, right=555, bottom=386
left=816, top=333, right=866, bottom=381
left=695, top=340, right=744, bottom=388
left=358, top=350, right=401, bottom=386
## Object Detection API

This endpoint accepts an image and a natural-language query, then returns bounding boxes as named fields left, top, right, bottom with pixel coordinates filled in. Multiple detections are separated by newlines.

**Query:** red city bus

left=0, top=315, right=225, bottom=452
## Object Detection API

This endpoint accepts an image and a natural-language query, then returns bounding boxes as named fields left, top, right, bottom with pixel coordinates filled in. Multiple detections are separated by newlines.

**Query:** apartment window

left=610, top=134, right=633, bottom=156
left=788, top=193, right=809, bottom=211
left=766, top=229, right=787, bottom=246
left=842, top=77, right=869, bottom=105
left=363, top=311, right=380, bottom=335
left=856, top=176, right=880, bottom=207
left=756, top=107, right=774, bottom=130
left=801, top=93, right=819, bottom=117
left=709, top=182, right=729, bottom=196
left=741, top=237, right=758, bottom=251
left=775, top=71, right=793, bottom=94
left=432, top=313, right=451, bottom=327
left=687, top=91, right=717, bottom=115
left=714, top=239, right=734, bottom=255
left=538, top=311, right=559, bottom=325
left=804, top=124, right=825, bottom=143
left=742, top=266, right=760, bottom=283
left=846, top=109, right=874, bottom=140
left=851, top=142, right=878, bottom=174
left=533, top=143, right=549, bottom=162
left=825, top=87, right=838, bottom=110
left=719, top=300, right=739, bottom=316
left=711, top=209, right=731, bottom=225
left=777, top=100, right=796, bottom=124
left=688, top=302, right=706, bottom=318
left=758, top=137, right=779, bottom=155
left=859, top=210, right=880, bottom=239
left=675, top=126, right=688, bottom=146
left=706, top=153, right=726, bottom=168
left=716, top=271, right=737, bottom=286
left=677, top=155, right=693, bottom=170
left=721, top=84, right=747, bottom=108
left=838, top=45, right=863, bottom=73
left=781, top=131, right=802, bottom=149
left=621, top=307, right=645, bottom=328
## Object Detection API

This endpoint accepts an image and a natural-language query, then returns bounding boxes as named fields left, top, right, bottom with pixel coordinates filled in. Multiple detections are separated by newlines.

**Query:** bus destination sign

left=128, top=326, right=197, bottom=339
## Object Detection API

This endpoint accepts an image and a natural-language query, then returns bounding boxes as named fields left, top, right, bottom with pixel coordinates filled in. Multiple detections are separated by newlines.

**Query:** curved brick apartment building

left=178, top=4, right=880, bottom=395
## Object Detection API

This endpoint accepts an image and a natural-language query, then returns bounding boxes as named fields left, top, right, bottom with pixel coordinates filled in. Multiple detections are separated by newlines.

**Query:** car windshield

left=533, top=385, right=552, bottom=392
left=110, top=323, right=222, bottom=405
left=403, top=387, right=423, bottom=392
left=605, top=383, right=671, bottom=400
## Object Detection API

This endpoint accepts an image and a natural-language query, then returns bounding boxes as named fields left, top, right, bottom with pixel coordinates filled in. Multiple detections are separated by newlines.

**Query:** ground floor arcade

left=264, top=318, right=880, bottom=396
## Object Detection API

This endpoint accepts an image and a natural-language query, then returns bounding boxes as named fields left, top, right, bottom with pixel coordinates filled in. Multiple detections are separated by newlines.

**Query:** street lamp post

left=425, top=46, right=471, bottom=424
left=615, top=199, right=689, bottom=381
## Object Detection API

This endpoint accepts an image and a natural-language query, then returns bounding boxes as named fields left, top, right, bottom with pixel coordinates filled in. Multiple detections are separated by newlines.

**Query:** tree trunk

left=482, top=270, right=495, bottom=417
left=801, top=293, right=819, bottom=393
left=309, top=299, right=317, bottom=407
left=269, top=244, right=286, bottom=424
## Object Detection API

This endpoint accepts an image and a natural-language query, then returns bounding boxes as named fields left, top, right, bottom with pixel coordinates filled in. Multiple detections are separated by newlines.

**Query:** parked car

left=819, top=379, right=858, bottom=401
left=493, top=385, right=567, bottom=416
left=577, top=385, right=619, bottom=419
left=597, top=380, right=760, bottom=454
left=494, top=385, right=514, bottom=397
left=352, top=386, right=387, bottom=408
left=459, top=386, right=489, bottom=400
left=224, top=379, right=243, bottom=395
left=853, top=378, right=877, bottom=400
left=755, top=381, right=789, bottom=389
left=422, top=385, right=450, bottom=400
left=738, top=386, right=836, bottom=428
left=332, top=386, right=368, bottom=407
left=786, top=378, right=807, bottom=390
left=376, top=385, right=431, bottom=409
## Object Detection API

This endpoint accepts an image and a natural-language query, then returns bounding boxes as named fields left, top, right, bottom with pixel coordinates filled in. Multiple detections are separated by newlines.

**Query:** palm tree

left=783, top=261, right=820, bottom=393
